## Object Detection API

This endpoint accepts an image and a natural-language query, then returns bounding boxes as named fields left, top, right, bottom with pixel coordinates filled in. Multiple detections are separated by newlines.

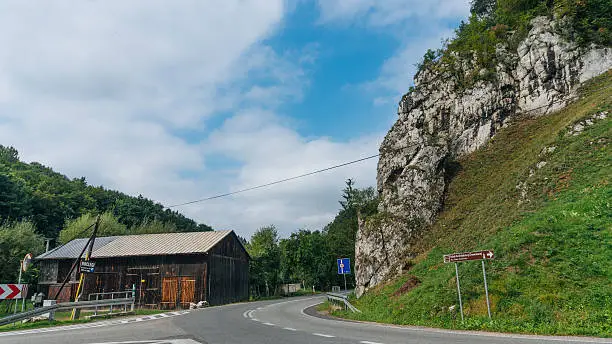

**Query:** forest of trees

left=1, top=143, right=377, bottom=295
left=0, top=145, right=212, bottom=283
left=246, top=179, right=378, bottom=297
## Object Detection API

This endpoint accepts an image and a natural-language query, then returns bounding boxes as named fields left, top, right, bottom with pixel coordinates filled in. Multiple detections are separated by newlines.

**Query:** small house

left=36, top=230, right=249, bottom=308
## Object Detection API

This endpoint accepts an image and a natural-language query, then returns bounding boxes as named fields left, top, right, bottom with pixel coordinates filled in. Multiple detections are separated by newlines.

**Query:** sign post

left=14, top=263, right=21, bottom=314
left=20, top=253, right=32, bottom=312
left=454, top=263, right=463, bottom=321
left=482, top=260, right=491, bottom=319
left=444, top=250, right=494, bottom=321
left=337, top=258, right=351, bottom=292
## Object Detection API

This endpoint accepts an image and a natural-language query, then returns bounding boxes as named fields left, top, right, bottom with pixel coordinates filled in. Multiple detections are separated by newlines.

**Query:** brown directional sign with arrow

left=444, top=250, right=494, bottom=263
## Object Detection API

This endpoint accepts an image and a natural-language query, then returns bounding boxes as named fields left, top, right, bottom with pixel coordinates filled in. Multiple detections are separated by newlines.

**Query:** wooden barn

left=35, top=230, right=249, bottom=308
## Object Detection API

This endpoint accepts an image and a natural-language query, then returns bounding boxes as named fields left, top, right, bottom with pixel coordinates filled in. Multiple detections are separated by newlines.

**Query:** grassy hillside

left=330, top=71, right=612, bottom=336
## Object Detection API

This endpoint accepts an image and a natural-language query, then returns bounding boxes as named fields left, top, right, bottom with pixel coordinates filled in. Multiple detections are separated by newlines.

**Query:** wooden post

left=71, top=215, right=100, bottom=320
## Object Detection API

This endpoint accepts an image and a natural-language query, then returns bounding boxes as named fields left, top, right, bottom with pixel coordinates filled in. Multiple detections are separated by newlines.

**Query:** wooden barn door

left=162, top=277, right=195, bottom=309
left=179, top=277, right=195, bottom=307
left=161, top=277, right=178, bottom=308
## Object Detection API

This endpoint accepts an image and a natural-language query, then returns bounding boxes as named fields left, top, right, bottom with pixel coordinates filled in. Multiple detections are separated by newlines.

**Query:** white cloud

left=0, top=1, right=379, bottom=239
left=0, top=0, right=285, bottom=126
left=317, top=0, right=469, bottom=27
left=181, top=110, right=381, bottom=235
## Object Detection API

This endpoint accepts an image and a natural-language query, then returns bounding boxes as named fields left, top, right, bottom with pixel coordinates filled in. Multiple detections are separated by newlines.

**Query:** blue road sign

left=337, top=258, right=351, bottom=275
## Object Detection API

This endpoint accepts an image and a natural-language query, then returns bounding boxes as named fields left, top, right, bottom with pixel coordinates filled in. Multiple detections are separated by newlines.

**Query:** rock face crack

left=355, top=16, right=612, bottom=297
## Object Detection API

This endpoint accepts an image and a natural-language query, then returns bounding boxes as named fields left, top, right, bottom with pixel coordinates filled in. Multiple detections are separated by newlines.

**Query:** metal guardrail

left=0, top=297, right=134, bottom=327
left=88, top=291, right=133, bottom=301
left=326, top=292, right=361, bottom=313
left=88, top=290, right=134, bottom=315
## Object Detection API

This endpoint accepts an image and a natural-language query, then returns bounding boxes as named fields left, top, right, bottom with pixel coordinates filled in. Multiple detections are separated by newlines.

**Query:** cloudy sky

left=0, top=0, right=469, bottom=238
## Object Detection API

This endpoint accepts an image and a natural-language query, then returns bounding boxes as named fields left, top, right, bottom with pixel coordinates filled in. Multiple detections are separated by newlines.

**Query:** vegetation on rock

left=416, top=0, right=612, bottom=89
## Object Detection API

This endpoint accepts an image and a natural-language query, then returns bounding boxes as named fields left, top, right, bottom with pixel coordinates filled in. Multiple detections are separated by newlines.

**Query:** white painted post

left=94, top=293, right=99, bottom=316
left=454, top=263, right=464, bottom=322
left=131, top=284, right=136, bottom=312
left=14, top=262, right=22, bottom=315
left=482, top=260, right=491, bottom=320
left=42, top=299, right=56, bottom=321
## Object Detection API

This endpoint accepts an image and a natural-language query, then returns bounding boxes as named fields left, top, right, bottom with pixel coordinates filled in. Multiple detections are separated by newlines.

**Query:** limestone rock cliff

left=355, top=17, right=611, bottom=297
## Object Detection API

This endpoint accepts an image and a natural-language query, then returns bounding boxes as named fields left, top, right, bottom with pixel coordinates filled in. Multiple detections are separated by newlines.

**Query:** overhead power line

left=169, top=91, right=609, bottom=209
left=168, top=154, right=380, bottom=208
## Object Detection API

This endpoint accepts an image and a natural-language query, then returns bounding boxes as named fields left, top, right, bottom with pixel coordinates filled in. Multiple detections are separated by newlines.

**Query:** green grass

left=0, top=317, right=91, bottom=332
left=329, top=71, right=612, bottom=337
left=0, top=307, right=165, bottom=333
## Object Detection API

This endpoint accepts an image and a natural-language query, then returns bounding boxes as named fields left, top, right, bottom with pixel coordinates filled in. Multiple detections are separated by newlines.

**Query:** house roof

left=36, top=230, right=235, bottom=260
left=36, top=236, right=119, bottom=260
left=92, top=230, right=232, bottom=258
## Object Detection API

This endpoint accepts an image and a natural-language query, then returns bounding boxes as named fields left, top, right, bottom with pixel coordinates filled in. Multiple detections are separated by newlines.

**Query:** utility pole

left=44, top=238, right=53, bottom=252
left=71, top=215, right=100, bottom=320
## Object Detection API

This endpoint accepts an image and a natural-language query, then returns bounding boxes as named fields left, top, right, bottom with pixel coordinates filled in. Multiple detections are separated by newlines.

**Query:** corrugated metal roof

left=35, top=231, right=235, bottom=260
left=91, top=230, right=233, bottom=258
left=36, top=236, right=119, bottom=260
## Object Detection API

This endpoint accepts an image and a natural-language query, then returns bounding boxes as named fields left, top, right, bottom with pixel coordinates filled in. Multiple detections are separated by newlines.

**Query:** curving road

left=0, top=296, right=609, bottom=344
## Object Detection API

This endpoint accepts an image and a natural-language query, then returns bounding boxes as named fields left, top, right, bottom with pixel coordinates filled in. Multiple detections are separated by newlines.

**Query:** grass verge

left=0, top=308, right=167, bottom=333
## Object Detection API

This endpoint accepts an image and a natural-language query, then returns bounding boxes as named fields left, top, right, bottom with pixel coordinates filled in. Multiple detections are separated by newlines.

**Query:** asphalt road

left=0, top=296, right=609, bottom=344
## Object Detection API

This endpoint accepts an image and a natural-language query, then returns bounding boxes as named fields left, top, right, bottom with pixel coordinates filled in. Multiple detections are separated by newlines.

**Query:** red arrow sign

left=0, top=284, right=25, bottom=299
left=7, top=284, right=20, bottom=299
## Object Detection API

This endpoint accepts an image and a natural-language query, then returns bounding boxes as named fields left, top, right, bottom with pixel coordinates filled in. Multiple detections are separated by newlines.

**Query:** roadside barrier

left=326, top=292, right=361, bottom=313
left=0, top=297, right=134, bottom=326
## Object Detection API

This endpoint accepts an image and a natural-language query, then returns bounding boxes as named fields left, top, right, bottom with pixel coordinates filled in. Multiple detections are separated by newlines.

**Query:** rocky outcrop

left=355, top=17, right=612, bottom=297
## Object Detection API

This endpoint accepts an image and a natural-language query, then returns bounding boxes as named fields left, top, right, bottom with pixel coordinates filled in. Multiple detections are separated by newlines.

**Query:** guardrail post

left=42, top=300, right=56, bottom=321
left=94, top=293, right=99, bottom=316
left=110, top=293, right=114, bottom=313
left=131, top=284, right=136, bottom=312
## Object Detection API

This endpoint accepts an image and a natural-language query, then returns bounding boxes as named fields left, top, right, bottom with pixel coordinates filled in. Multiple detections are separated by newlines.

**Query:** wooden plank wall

left=207, top=234, right=249, bottom=305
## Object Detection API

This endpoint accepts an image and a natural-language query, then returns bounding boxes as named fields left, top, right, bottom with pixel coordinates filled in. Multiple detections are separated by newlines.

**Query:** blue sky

left=0, top=0, right=470, bottom=238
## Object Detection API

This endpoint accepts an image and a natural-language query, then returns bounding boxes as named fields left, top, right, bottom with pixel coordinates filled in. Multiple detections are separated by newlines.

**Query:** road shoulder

left=304, top=303, right=612, bottom=343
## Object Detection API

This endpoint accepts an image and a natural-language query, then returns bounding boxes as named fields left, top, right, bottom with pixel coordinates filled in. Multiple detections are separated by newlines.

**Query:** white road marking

left=0, top=311, right=190, bottom=337
left=312, top=333, right=335, bottom=338
left=263, top=322, right=275, bottom=326
left=361, top=341, right=384, bottom=344
left=300, top=301, right=324, bottom=316
left=283, top=327, right=297, bottom=331
left=91, top=340, right=202, bottom=344
left=251, top=318, right=260, bottom=322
